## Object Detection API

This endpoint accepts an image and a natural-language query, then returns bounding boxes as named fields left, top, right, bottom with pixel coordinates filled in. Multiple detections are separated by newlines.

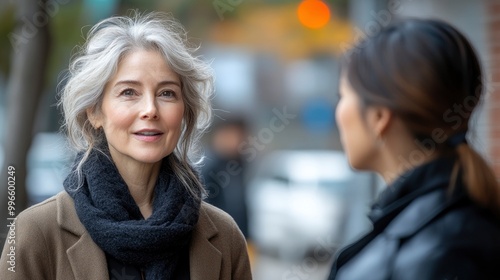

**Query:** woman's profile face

left=91, top=49, right=185, bottom=166
left=336, top=74, right=378, bottom=170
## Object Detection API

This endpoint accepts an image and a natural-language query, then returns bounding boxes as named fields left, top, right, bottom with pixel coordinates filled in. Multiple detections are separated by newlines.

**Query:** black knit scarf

left=63, top=148, right=201, bottom=280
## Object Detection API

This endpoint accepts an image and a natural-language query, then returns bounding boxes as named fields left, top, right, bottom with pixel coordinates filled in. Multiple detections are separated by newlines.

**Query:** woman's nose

left=140, top=95, right=159, bottom=120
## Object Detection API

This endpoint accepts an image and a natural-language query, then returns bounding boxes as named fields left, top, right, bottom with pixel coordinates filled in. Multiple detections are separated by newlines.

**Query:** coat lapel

left=67, top=233, right=109, bottom=279
left=57, top=192, right=109, bottom=280
left=189, top=204, right=222, bottom=280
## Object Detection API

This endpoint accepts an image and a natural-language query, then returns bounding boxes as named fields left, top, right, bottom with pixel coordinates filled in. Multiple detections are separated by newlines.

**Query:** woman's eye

left=120, top=89, right=135, bottom=96
left=159, top=90, right=175, bottom=98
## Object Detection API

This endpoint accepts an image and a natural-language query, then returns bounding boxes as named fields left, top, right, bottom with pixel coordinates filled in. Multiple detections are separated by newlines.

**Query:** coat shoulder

left=391, top=201, right=500, bottom=280
left=0, top=192, right=66, bottom=279
left=438, top=202, right=500, bottom=235
left=10, top=191, right=83, bottom=243
left=334, top=189, right=500, bottom=280
left=200, top=202, right=238, bottom=228
left=15, top=192, right=61, bottom=228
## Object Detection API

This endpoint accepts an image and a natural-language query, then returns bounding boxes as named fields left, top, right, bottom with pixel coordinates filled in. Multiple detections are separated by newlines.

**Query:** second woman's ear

left=366, top=106, right=393, bottom=139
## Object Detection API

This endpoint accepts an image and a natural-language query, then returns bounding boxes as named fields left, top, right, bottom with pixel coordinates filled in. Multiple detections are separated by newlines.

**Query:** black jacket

left=329, top=156, right=500, bottom=280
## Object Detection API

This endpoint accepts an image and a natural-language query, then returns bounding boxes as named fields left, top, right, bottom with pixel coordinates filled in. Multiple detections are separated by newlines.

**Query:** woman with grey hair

left=0, top=12, right=252, bottom=280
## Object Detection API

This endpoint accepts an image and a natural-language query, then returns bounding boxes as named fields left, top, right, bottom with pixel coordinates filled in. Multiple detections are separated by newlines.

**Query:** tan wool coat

left=0, top=191, right=252, bottom=280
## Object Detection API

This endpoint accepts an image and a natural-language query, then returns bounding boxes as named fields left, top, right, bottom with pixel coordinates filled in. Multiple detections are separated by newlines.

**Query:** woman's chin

left=128, top=151, right=173, bottom=165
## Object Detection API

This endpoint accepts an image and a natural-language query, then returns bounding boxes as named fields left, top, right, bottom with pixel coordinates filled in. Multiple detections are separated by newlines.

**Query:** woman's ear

left=367, top=106, right=393, bottom=139
left=86, top=107, right=102, bottom=129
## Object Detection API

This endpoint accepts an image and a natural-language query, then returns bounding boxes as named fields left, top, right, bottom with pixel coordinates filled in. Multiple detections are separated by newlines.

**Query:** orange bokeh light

left=297, top=0, right=331, bottom=29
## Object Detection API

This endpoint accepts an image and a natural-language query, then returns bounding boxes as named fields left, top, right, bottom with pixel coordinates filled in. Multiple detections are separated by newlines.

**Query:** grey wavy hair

left=59, top=11, right=213, bottom=199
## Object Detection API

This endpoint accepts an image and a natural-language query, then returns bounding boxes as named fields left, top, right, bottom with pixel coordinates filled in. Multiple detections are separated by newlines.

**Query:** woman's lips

left=133, top=130, right=164, bottom=142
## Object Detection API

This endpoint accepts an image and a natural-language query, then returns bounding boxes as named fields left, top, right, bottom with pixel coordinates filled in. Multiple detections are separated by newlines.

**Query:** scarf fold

left=63, top=148, right=201, bottom=279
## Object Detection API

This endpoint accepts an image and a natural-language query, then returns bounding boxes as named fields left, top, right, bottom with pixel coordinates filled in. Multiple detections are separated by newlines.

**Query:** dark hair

left=343, top=18, right=500, bottom=213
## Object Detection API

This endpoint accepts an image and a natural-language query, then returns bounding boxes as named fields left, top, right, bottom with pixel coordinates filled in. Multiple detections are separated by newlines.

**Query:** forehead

left=110, top=49, right=180, bottom=83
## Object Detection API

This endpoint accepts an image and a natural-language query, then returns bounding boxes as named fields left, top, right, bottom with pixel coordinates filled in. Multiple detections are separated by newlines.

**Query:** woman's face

left=91, top=49, right=185, bottom=166
left=336, top=74, right=378, bottom=170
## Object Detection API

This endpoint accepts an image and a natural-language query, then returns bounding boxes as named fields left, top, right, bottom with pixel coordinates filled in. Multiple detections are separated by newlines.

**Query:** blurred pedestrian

left=202, top=117, right=250, bottom=238
left=329, top=18, right=500, bottom=280
left=0, top=12, right=251, bottom=280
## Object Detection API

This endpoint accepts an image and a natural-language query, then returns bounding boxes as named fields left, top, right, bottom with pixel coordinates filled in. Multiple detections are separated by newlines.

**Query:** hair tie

left=447, top=131, right=467, bottom=148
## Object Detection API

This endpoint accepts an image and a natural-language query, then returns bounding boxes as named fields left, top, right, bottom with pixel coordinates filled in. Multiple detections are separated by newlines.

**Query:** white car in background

left=247, top=150, right=379, bottom=261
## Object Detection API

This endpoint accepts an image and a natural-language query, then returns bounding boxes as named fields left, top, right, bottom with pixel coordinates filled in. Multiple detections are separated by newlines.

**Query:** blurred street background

left=0, top=0, right=499, bottom=279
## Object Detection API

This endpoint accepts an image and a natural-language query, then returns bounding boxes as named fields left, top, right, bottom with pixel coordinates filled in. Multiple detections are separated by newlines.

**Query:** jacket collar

left=56, top=192, right=222, bottom=280
left=368, top=156, right=457, bottom=224
left=384, top=186, right=466, bottom=238
left=372, top=156, right=467, bottom=238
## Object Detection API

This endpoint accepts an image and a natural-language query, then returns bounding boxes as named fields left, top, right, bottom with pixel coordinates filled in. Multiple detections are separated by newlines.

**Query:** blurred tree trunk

left=0, top=0, right=50, bottom=246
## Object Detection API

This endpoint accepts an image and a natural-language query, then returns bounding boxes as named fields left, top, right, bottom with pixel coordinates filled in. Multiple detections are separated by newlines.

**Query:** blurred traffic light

left=297, top=0, right=331, bottom=29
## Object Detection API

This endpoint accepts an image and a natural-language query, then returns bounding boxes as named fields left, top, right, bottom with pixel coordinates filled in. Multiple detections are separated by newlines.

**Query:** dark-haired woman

left=329, top=18, right=500, bottom=280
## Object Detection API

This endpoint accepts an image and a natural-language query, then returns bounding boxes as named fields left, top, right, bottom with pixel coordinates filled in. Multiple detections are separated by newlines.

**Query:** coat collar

left=384, top=186, right=466, bottom=238
left=376, top=156, right=467, bottom=239
left=56, top=192, right=222, bottom=280
left=368, top=156, right=457, bottom=224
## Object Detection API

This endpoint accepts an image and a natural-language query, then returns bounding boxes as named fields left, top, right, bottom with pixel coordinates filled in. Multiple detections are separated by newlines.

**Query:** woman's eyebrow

left=113, top=80, right=181, bottom=88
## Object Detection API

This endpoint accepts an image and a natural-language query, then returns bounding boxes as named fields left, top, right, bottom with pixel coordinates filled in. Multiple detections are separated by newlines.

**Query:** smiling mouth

left=134, top=131, right=163, bottom=136
left=133, top=131, right=164, bottom=142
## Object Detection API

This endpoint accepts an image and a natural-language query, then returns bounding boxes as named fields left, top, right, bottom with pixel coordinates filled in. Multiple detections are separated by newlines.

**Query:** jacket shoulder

left=335, top=194, right=500, bottom=280
left=200, top=202, right=238, bottom=228
left=14, top=192, right=61, bottom=228
left=391, top=198, right=500, bottom=280
left=0, top=192, right=66, bottom=279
